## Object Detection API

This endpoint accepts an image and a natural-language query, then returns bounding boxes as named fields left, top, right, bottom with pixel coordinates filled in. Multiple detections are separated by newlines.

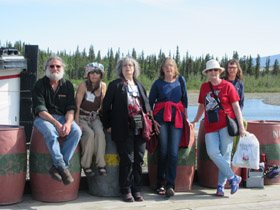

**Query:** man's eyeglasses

left=207, top=69, right=219, bottom=72
left=89, top=70, right=102, bottom=75
left=49, top=65, right=61, bottom=69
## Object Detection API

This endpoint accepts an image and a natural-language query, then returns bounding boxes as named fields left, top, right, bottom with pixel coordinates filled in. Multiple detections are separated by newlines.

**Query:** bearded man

left=32, top=55, right=82, bottom=185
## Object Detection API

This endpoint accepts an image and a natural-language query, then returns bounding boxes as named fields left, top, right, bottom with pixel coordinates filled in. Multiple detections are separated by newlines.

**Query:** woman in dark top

left=102, top=56, right=151, bottom=202
left=224, top=59, right=247, bottom=157
left=224, top=59, right=244, bottom=110
left=75, top=62, right=107, bottom=177
left=149, top=57, right=188, bottom=197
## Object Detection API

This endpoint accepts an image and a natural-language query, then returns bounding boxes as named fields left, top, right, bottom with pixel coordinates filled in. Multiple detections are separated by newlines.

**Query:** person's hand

left=106, top=127, right=112, bottom=134
left=153, top=120, right=161, bottom=135
left=61, top=122, right=71, bottom=137
left=54, top=122, right=64, bottom=137
left=239, top=127, right=246, bottom=137
left=190, top=121, right=198, bottom=129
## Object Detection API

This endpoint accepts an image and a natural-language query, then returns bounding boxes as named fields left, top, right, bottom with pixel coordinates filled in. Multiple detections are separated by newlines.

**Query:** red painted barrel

left=197, top=119, right=241, bottom=188
left=29, top=127, right=81, bottom=202
left=148, top=126, right=196, bottom=191
left=0, top=125, right=26, bottom=205
left=247, top=120, right=280, bottom=185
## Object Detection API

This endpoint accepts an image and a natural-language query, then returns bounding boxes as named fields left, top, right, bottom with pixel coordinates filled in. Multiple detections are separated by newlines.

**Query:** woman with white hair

left=102, top=56, right=151, bottom=202
left=190, top=59, right=246, bottom=196
left=75, top=62, right=107, bottom=177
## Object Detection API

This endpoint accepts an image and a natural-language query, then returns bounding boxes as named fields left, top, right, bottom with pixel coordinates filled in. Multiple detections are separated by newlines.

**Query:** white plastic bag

left=232, top=131, right=260, bottom=169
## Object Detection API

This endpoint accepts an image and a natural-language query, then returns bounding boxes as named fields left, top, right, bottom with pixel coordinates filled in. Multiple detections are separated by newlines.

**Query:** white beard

left=46, top=67, right=64, bottom=81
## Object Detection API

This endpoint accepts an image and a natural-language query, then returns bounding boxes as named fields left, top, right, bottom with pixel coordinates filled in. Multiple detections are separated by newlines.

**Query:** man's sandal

left=156, top=186, right=166, bottom=195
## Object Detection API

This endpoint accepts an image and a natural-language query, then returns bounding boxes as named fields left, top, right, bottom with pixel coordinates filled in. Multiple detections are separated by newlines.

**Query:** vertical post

left=20, top=45, right=38, bottom=143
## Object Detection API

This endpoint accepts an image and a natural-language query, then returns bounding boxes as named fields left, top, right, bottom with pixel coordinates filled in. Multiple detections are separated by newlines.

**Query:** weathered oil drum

left=247, top=120, right=280, bottom=185
left=147, top=126, right=196, bottom=192
left=87, top=133, right=120, bottom=196
left=29, top=127, right=81, bottom=202
left=197, top=119, right=241, bottom=188
left=0, top=125, right=26, bottom=205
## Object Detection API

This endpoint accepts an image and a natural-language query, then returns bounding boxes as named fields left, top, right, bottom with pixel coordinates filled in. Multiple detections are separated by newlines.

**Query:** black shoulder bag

left=209, top=82, right=239, bottom=136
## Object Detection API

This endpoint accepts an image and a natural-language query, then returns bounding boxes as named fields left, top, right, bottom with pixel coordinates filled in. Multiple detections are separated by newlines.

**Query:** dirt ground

left=187, top=91, right=280, bottom=106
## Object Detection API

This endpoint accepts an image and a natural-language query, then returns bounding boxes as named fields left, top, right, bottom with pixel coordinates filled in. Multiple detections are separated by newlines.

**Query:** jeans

left=157, top=122, right=183, bottom=189
left=116, top=129, right=146, bottom=194
left=205, top=126, right=235, bottom=186
left=34, top=114, right=82, bottom=170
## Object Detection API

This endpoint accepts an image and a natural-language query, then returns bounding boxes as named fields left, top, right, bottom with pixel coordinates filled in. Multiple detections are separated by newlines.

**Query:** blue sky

left=1, top=0, right=280, bottom=60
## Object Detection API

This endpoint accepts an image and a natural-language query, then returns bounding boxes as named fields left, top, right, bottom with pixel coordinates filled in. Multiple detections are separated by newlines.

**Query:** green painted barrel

left=147, top=127, right=196, bottom=192
left=0, top=125, right=26, bottom=205
left=197, top=119, right=241, bottom=188
left=87, top=133, right=120, bottom=196
left=247, top=120, right=280, bottom=185
left=29, top=127, right=81, bottom=202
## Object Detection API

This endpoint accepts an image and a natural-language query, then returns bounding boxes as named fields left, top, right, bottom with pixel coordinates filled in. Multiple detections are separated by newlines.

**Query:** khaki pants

left=79, top=116, right=106, bottom=169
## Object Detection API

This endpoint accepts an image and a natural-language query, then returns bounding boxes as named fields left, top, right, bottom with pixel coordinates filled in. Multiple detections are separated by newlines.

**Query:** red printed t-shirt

left=198, top=79, right=240, bottom=133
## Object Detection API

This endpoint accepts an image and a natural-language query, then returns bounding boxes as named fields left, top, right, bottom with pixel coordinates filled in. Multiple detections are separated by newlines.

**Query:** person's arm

left=148, top=82, right=161, bottom=134
left=38, top=110, right=64, bottom=136
left=239, top=82, right=244, bottom=110
left=100, top=82, right=107, bottom=109
left=232, top=101, right=246, bottom=137
left=62, top=110, right=75, bottom=136
left=101, top=81, right=115, bottom=133
left=190, top=103, right=204, bottom=128
left=75, top=82, right=86, bottom=126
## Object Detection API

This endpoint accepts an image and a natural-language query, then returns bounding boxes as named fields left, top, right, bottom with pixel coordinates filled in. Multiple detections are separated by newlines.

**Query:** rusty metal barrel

left=197, top=119, right=241, bottom=188
left=247, top=120, right=280, bottom=185
left=0, top=125, right=26, bottom=205
left=147, top=126, right=196, bottom=192
left=29, top=127, right=81, bottom=202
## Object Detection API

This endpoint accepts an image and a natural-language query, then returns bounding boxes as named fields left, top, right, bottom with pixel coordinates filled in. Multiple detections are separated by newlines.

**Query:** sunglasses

left=49, top=65, right=61, bottom=69
left=89, top=70, right=102, bottom=75
left=207, top=69, right=219, bottom=72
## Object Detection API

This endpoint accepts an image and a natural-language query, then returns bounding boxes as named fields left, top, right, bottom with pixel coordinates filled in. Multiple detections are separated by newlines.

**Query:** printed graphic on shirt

left=204, top=90, right=220, bottom=111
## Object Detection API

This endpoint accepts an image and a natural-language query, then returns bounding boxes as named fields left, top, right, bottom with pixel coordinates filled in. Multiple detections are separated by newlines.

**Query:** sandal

left=156, top=186, right=166, bottom=195
left=98, top=167, right=107, bottom=176
left=83, top=168, right=95, bottom=177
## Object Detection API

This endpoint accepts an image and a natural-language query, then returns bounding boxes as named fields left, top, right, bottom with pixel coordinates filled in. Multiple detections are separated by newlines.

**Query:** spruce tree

left=255, top=54, right=260, bottom=78
left=272, top=59, right=279, bottom=75
left=265, top=57, right=270, bottom=75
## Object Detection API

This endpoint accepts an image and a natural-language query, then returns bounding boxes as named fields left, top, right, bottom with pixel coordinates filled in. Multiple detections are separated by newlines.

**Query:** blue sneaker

left=230, top=175, right=242, bottom=194
left=216, top=185, right=224, bottom=196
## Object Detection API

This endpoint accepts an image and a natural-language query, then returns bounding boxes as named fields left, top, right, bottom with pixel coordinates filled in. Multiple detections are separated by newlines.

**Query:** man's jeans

left=205, top=126, right=235, bottom=186
left=157, top=122, right=183, bottom=189
left=34, top=114, right=82, bottom=170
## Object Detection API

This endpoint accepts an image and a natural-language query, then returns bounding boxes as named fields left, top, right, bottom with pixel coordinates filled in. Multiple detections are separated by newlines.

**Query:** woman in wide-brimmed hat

left=191, top=59, right=245, bottom=197
left=75, top=62, right=107, bottom=177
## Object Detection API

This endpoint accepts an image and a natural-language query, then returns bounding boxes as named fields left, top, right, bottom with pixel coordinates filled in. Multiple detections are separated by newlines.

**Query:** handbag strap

left=178, top=75, right=187, bottom=107
left=209, top=82, right=228, bottom=116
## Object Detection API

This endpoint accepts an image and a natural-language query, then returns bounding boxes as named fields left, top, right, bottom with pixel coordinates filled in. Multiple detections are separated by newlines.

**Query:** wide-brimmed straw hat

left=84, top=62, right=105, bottom=79
left=202, top=59, right=225, bottom=75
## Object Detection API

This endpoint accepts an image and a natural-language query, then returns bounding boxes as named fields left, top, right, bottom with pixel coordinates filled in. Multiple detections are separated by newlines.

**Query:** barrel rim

left=247, top=120, right=280, bottom=125
left=0, top=125, right=24, bottom=130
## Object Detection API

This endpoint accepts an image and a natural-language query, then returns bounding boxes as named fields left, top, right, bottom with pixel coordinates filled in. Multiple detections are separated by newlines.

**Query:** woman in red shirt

left=191, top=59, right=245, bottom=196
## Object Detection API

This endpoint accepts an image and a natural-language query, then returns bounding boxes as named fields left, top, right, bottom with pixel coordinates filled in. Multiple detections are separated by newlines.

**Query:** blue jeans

left=34, top=115, right=82, bottom=170
left=157, top=122, right=183, bottom=189
left=205, top=126, right=235, bottom=186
